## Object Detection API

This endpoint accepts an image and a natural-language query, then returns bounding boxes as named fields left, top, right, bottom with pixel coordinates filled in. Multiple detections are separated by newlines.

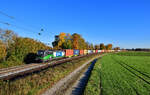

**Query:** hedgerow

left=0, top=29, right=51, bottom=68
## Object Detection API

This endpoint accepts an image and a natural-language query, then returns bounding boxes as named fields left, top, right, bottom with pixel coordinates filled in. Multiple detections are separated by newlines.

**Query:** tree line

left=0, top=29, right=119, bottom=67
left=0, top=29, right=51, bottom=66
left=126, top=48, right=150, bottom=51
left=52, top=32, right=116, bottom=50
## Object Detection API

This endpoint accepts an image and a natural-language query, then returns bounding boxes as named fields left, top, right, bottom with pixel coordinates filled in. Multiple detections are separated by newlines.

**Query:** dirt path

left=41, top=55, right=103, bottom=95
left=65, top=59, right=97, bottom=95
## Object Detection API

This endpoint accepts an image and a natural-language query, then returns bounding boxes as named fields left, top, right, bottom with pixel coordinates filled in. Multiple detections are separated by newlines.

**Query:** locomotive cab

left=36, top=50, right=53, bottom=62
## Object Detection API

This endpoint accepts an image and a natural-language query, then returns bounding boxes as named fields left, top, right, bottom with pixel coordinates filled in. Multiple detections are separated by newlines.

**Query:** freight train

left=36, top=49, right=119, bottom=62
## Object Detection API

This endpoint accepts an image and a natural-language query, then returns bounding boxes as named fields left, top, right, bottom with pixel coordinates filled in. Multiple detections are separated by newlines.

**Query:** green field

left=84, top=52, right=150, bottom=95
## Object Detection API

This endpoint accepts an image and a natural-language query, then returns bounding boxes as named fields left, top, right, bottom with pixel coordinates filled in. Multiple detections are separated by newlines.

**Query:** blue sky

left=0, top=0, right=150, bottom=48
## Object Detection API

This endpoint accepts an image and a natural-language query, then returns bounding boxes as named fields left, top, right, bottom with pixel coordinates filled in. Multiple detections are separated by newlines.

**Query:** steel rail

left=0, top=53, right=99, bottom=80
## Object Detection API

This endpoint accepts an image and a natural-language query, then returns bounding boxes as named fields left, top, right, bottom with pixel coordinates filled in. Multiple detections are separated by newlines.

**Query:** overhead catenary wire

left=0, top=10, right=14, bottom=19
left=0, top=10, right=56, bottom=45
left=0, top=10, right=44, bottom=34
left=0, top=20, right=39, bottom=35
left=0, top=20, right=10, bottom=26
left=0, top=20, right=54, bottom=46
left=0, top=10, right=57, bottom=35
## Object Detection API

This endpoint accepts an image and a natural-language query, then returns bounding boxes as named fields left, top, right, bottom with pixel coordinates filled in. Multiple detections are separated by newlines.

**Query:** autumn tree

left=0, top=29, right=17, bottom=62
left=100, top=43, right=105, bottom=50
left=89, top=43, right=94, bottom=50
left=78, top=38, right=83, bottom=49
left=0, top=40, right=6, bottom=62
left=52, top=32, right=67, bottom=49
left=94, top=44, right=99, bottom=49
left=105, top=44, right=113, bottom=50
left=62, top=33, right=72, bottom=49
left=114, top=47, right=120, bottom=50
left=52, top=33, right=116, bottom=51
left=78, top=35, right=86, bottom=49
left=72, top=33, right=80, bottom=49
left=85, top=42, right=90, bottom=49
left=7, top=37, right=51, bottom=62
left=0, top=29, right=17, bottom=48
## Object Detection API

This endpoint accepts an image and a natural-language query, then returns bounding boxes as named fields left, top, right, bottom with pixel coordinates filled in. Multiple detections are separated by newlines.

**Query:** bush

left=0, top=40, right=6, bottom=62
left=7, top=37, right=51, bottom=64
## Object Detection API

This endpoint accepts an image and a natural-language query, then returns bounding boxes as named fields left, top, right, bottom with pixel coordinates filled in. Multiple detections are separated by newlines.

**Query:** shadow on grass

left=71, top=59, right=97, bottom=95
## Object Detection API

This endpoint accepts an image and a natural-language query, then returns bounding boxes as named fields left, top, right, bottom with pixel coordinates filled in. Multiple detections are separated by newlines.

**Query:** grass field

left=84, top=59, right=101, bottom=95
left=84, top=52, right=150, bottom=95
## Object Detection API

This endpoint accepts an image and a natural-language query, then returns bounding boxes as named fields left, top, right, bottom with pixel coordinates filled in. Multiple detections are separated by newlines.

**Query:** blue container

left=54, top=51, right=64, bottom=57
left=73, top=50, right=79, bottom=56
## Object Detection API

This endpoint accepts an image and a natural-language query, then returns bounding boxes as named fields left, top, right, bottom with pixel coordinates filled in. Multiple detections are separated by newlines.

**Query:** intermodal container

left=95, top=50, right=98, bottom=53
left=93, top=50, right=96, bottom=53
left=88, top=50, right=93, bottom=54
left=101, top=50, right=105, bottom=52
left=112, top=50, right=115, bottom=52
left=80, top=50, right=84, bottom=55
left=74, top=50, right=79, bottom=56
left=98, top=50, right=101, bottom=53
left=84, top=50, right=88, bottom=55
left=104, top=50, right=107, bottom=52
left=65, top=49, right=73, bottom=57
left=53, top=51, right=65, bottom=57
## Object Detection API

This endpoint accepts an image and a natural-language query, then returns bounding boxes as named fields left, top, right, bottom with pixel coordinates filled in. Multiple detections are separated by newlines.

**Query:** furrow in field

left=115, top=55, right=150, bottom=78
left=112, top=56, right=150, bottom=94
left=100, top=55, right=150, bottom=95
left=112, top=56, right=150, bottom=84
left=100, top=56, right=136, bottom=95
left=122, top=62, right=150, bottom=79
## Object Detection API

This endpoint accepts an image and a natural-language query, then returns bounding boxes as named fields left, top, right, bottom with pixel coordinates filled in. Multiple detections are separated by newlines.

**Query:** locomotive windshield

left=37, top=50, right=53, bottom=57
left=37, top=51, right=45, bottom=56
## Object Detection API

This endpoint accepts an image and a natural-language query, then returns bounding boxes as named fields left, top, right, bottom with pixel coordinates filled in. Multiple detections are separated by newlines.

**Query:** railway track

left=0, top=53, right=98, bottom=80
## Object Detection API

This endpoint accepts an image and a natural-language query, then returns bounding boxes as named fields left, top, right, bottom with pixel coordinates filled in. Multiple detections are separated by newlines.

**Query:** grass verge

left=83, top=58, right=101, bottom=95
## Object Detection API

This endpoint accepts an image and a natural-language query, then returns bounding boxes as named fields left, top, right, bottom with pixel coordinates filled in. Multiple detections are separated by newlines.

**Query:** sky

left=0, top=0, right=150, bottom=48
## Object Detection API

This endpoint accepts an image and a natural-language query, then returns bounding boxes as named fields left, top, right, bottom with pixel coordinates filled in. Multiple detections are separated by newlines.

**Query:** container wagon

left=95, top=50, right=98, bottom=53
left=84, top=50, right=88, bottom=55
left=53, top=51, right=65, bottom=58
left=93, top=50, right=96, bottom=53
left=98, top=50, right=101, bottom=53
left=80, top=50, right=84, bottom=55
left=74, top=50, right=80, bottom=56
left=65, top=49, right=73, bottom=57
left=101, top=50, right=105, bottom=53
left=88, top=50, right=93, bottom=54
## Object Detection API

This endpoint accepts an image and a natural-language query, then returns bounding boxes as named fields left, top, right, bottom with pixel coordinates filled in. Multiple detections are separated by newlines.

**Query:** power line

left=0, top=20, right=39, bottom=35
left=0, top=10, right=14, bottom=19
left=0, top=10, right=58, bottom=35
left=0, top=10, right=56, bottom=42
left=0, top=20, right=55, bottom=42
left=0, top=20, right=10, bottom=26
left=0, top=10, right=43, bottom=34
left=0, top=10, right=56, bottom=36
